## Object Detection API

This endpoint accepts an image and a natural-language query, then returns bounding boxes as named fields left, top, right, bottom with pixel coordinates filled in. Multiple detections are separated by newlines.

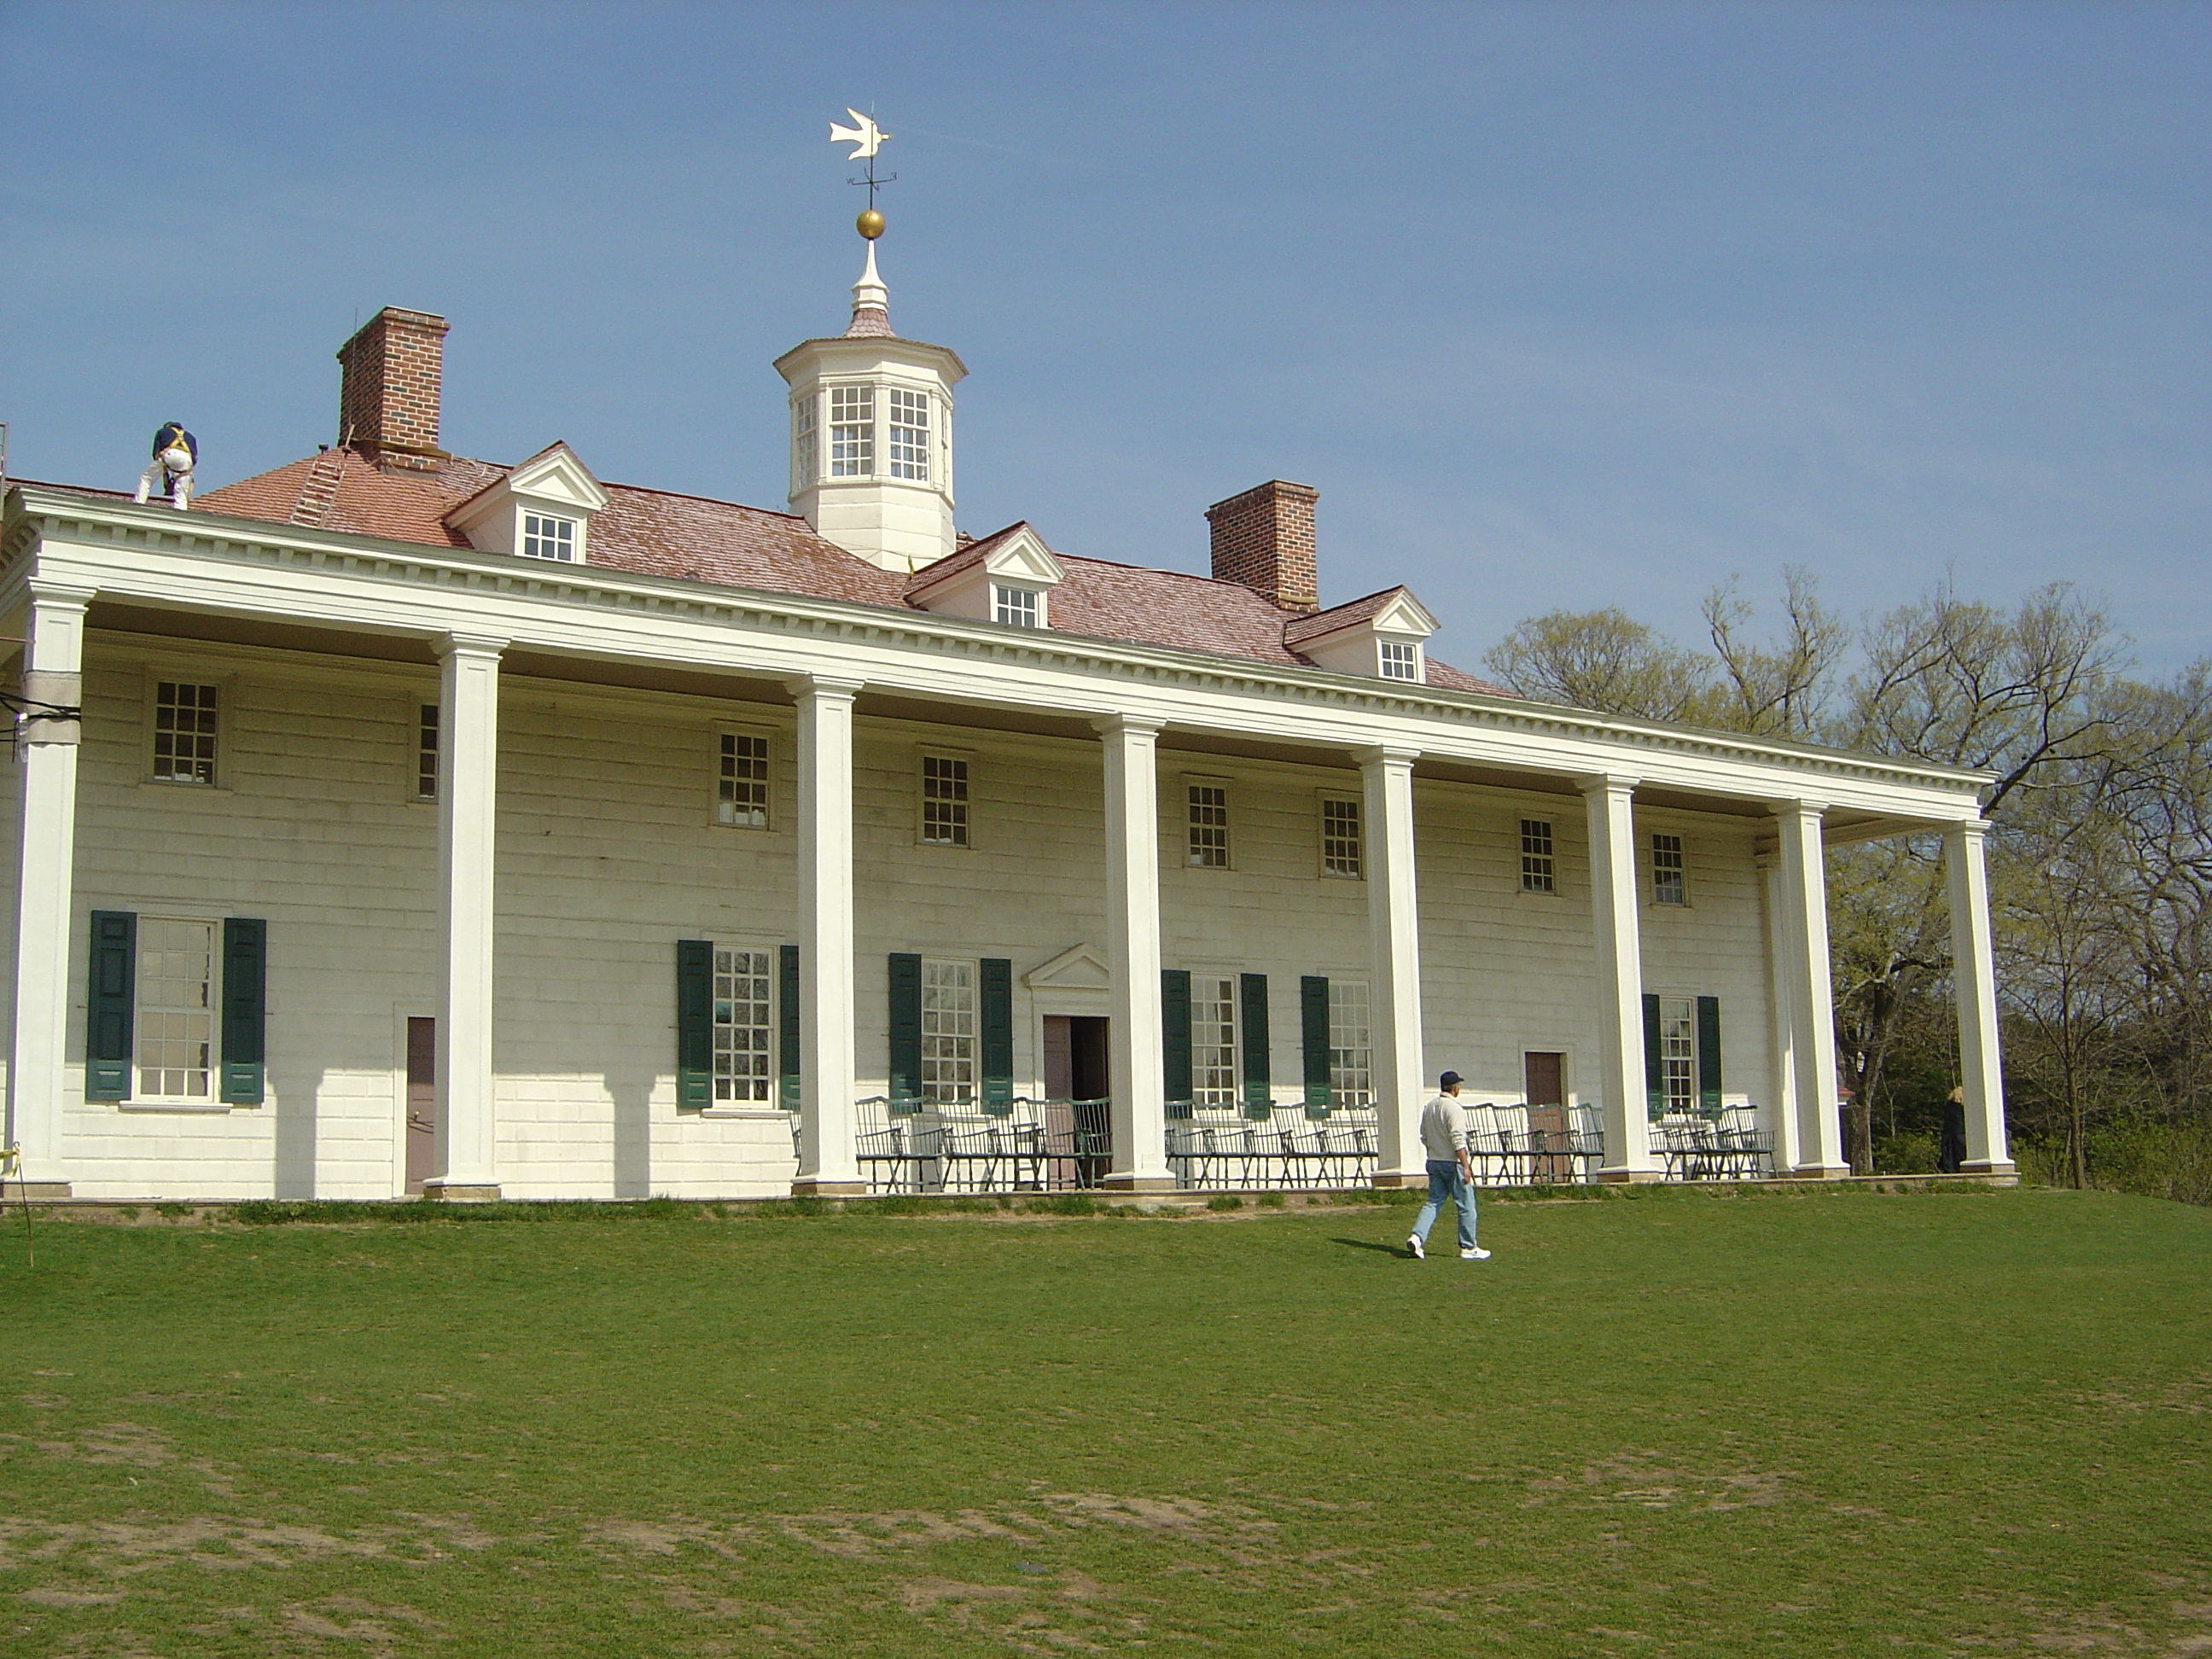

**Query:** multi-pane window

left=137, top=918, right=214, bottom=1099
left=415, top=704, right=439, bottom=800
left=992, top=585, right=1040, bottom=628
left=888, top=387, right=929, bottom=481
left=713, top=948, right=772, bottom=1104
left=1192, top=976, right=1237, bottom=1106
left=1379, top=640, right=1419, bottom=681
left=921, top=754, right=969, bottom=847
left=153, top=681, right=218, bottom=785
left=521, top=513, right=577, bottom=562
left=1520, top=818, right=1556, bottom=893
left=1659, top=998, right=1697, bottom=1116
left=830, top=385, right=874, bottom=477
left=719, top=733, right=770, bottom=830
left=793, top=394, right=818, bottom=488
left=1652, top=833, right=1685, bottom=905
left=1328, top=980, right=1373, bottom=1109
left=1321, top=796, right=1363, bottom=878
left=1187, top=784, right=1230, bottom=868
left=920, top=958, right=975, bottom=1103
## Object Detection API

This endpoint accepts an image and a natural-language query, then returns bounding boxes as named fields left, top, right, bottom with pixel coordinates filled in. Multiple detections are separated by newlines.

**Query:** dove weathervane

left=830, top=107, right=896, bottom=240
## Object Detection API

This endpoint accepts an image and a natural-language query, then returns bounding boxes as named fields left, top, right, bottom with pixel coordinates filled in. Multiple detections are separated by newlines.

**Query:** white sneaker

left=1406, top=1233, right=1424, bottom=1260
left=1460, top=1247, right=1491, bottom=1260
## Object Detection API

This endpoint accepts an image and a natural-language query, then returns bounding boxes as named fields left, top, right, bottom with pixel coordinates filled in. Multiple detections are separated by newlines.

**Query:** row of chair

left=1165, top=1109, right=1378, bottom=1190
left=851, top=1097, right=1112, bottom=1194
left=1650, top=1108, right=1774, bottom=1179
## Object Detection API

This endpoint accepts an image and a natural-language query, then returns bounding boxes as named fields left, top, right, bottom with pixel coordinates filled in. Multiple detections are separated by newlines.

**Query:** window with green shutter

left=1697, top=995, right=1723, bottom=1114
left=1160, top=969, right=1192, bottom=1109
left=675, top=940, right=713, bottom=1109
left=777, top=945, right=800, bottom=1109
left=86, top=911, right=137, bottom=1101
left=981, top=958, right=1014, bottom=1109
left=1643, top=992, right=1665, bottom=1120
left=888, top=953, right=923, bottom=1104
left=219, top=917, right=265, bottom=1104
left=1239, top=973, right=1271, bottom=1115
left=1300, top=975, right=1331, bottom=1112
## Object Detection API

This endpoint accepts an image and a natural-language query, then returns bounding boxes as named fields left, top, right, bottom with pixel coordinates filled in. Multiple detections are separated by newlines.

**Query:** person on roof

left=135, top=422, right=197, bottom=509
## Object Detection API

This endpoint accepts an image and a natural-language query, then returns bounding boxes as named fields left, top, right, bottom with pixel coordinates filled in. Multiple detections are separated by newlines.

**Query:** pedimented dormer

left=1283, top=586, right=1438, bottom=684
left=445, top=442, right=609, bottom=564
left=905, top=522, right=1064, bottom=628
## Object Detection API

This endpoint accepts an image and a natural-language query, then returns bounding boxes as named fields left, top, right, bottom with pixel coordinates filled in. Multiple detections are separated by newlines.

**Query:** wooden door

left=1523, top=1051, right=1564, bottom=1108
left=405, top=1017, right=437, bottom=1194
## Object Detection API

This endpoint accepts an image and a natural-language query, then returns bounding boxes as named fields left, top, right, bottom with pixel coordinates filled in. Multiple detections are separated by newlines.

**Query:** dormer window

left=906, top=523, right=1064, bottom=628
left=888, top=388, right=930, bottom=482
left=830, top=386, right=873, bottom=477
left=1379, top=640, right=1419, bottom=681
left=522, top=513, right=577, bottom=562
left=992, top=585, right=1041, bottom=628
left=1282, top=585, right=1438, bottom=685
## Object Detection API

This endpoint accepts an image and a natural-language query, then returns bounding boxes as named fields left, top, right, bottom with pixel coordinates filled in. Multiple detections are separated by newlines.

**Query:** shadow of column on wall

left=271, top=1066, right=319, bottom=1199
left=606, top=1060, right=655, bottom=1200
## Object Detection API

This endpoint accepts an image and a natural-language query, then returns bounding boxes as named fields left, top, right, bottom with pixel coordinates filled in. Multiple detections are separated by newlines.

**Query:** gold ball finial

left=857, top=207, right=885, bottom=240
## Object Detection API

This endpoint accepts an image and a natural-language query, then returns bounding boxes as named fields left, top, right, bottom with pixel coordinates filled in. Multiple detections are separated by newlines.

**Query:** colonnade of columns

left=2, top=610, right=2014, bottom=1196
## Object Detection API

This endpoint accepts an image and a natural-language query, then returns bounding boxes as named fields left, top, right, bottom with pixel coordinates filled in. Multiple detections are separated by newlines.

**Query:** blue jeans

left=1411, top=1159, right=1476, bottom=1251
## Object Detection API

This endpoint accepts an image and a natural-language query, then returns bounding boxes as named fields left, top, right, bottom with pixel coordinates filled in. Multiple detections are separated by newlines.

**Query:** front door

left=1523, top=1051, right=1568, bottom=1181
left=1040, top=1015, right=1111, bottom=1187
left=405, top=1017, right=437, bottom=1194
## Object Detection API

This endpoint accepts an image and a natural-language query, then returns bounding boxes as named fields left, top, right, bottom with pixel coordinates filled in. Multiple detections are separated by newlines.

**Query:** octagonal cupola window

left=444, top=441, right=609, bottom=564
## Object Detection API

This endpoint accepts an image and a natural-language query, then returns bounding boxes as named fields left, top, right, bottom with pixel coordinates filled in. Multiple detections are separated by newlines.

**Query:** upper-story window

left=719, top=733, right=770, bottom=830
left=153, top=680, right=218, bottom=785
left=1652, top=833, right=1686, bottom=905
left=1187, top=783, right=1230, bottom=868
left=1379, top=640, right=1419, bottom=681
left=888, top=387, right=929, bottom=482
left=416, top=704, right=439, bottom=801
left=921, top=754, right=970, bottom=847
left=1521, top=818, right=1556, bottom=893
left=830, top=385, right=874, bottom=477
left=794, top=394, right=818, bottom=488
left=1321, top=795, right=1363, bottom=878
left=992, top=585, right=1040, bottom=628
left=521, top=513, right=577, bottom=562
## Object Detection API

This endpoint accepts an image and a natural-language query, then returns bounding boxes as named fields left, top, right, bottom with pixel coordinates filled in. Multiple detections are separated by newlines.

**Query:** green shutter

left=85, top=911, right=137, bottom=1102
left=888, top=953, right=923, bottom=1104
left=1161, top=969, right=1192, bottom=1109
left=1643, top=992, right=1664, bottom=1120
left=218, top=917, right=266, bottom=1104
left=676, top=940, right=713, bottom=1110
left=1697, top=995, right=1723, bottom=1115
left=981, top=958, right=1014, bottom=1109
left=777, top=944, right=800, bottom=1109
left=1239, top=972, right=1271, bottom=1116
left=1300, top=975, right=1331, bottom=1113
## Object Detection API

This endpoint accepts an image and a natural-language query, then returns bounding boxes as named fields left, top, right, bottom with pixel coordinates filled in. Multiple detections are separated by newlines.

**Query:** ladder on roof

left=289, top=445, right=347, bottom=528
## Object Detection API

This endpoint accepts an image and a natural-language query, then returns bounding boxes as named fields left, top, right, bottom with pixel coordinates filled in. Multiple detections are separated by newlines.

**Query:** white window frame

left=1185, top=778, right=1231, bottom=870
left=887, top=387, right=930, bottom=482
left=712, top=945, right=775, bottom=1105
left=716, top=729, right=771, bottom=831
left=1328, top=979, right=1373, bottom=1109
left=792, top=392, right=818, bottom=491
left=145, top=672, right=224, bottom=789
left=920, top=957, right=977, bottom=1104
left=1377, top=639, right=1421, bottom=682
left=1658, top=996, right=1697, bottom=1117
left=131, top=915, right=219, bottom=1107
left=414, top=702, right=439, bottom=802
left=1520, top=818, right=1557, bottom=894
left=521, top=512, right=579, bottom=563
left=829, top=383, right=874, bottom=478
left=1651, top=832, right=1687, bottom=906
left=1191, top=974, right=1238, bottom=1107
left=992, top=584, right=1043, bottom=628
left=1319, top=793, right=1363, bottom=879
left=919, top=750, right=972, bottom=848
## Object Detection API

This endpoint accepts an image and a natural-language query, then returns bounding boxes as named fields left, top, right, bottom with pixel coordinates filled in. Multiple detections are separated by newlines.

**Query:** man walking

left=1407, top=1071, right=1490, bottom=1260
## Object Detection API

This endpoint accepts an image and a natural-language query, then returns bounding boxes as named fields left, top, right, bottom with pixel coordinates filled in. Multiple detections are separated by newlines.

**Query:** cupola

left=773, top=227, right=967, bottom=575
left=444, top=441, right=608, bottom=564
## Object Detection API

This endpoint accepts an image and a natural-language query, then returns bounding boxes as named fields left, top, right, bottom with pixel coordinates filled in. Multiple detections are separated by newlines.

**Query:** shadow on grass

left=1331, top=1236, right=1411, bottom=1259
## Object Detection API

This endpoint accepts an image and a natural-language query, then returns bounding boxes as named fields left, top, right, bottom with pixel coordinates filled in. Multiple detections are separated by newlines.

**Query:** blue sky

left=3, top=3, right=2206, bottom=677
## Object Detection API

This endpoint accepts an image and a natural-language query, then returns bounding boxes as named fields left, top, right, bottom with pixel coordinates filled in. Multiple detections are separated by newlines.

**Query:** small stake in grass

left=0, top=1142, right=33, bottom=1266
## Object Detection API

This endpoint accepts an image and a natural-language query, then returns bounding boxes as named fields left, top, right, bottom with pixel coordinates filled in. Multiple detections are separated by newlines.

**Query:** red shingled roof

left=189, top=451, right=1514, bottom=696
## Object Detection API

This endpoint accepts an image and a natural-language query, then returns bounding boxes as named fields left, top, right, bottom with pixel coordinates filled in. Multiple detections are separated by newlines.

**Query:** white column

left=428, top=634, right=504, bottom=1199
left=1773, top=800, right=1847, bottom=1177
left=1758, top=853, right=1804, bottom=1173
left=1945, top=819, right=2012, bottom=1175
left=1097, top=714, right=1172, bottom=1191
left=791, top=675, right=864, bottom=1196
left=1359, top=746, right=1426, bottom=1185
left=6, top=583, right=93, bottom=1197
left=1580, top=775, right=1657, bottom=1180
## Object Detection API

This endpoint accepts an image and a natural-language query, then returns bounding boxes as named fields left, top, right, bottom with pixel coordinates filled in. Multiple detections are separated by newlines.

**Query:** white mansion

left=1, top=237, right=2012, bottom=1201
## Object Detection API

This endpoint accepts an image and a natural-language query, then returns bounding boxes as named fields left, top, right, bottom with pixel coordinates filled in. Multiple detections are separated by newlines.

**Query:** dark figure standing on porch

left=1407, top=1072, right=1490, bottom=1260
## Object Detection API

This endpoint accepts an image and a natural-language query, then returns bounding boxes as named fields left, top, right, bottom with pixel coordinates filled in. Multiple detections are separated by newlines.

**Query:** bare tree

left=1481, top=608, right=1716, bottom=722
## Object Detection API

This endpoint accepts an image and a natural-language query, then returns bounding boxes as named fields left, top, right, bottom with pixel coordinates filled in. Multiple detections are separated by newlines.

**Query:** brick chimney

left=336, top=306, right=451, bottom=472
left=1206, top=480, right=1319, bottom=612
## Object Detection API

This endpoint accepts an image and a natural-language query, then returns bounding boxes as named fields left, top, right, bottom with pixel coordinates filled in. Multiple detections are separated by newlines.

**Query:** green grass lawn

left=3, top=1187, right=2209, bottom=1657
